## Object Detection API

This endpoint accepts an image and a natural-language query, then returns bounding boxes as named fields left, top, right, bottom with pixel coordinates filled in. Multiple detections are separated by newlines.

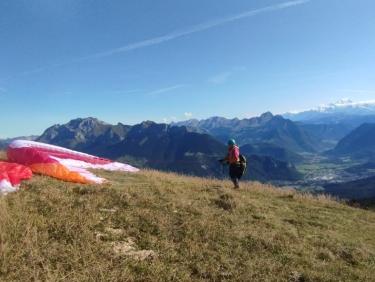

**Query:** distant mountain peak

left=284, top=99, right=375, bottom=122
left=37, top=117, right=131, bottom=154
left=67, top=117, right=108, bottom=126
left=173, top=112, right=316, bottom=152
left=293, top=99, right=375, bottom=114
left=335, top=98, right=353, bottom=105
left=259, top=111, right=274, bottom=121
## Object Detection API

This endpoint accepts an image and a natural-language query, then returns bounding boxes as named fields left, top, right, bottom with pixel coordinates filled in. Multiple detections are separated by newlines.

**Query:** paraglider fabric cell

left=0, top=161, right=33, bottom=194
left=7, top=140, right=139, bottom=184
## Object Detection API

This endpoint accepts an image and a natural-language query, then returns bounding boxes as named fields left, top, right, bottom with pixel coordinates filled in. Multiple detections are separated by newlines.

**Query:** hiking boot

left=232, top=179, right=240, bottom=189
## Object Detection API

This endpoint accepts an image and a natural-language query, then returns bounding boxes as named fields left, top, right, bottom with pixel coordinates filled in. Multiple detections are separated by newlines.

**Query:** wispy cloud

left=110, top=89, right=142, bottom=95
left=145, top=84, right=187, bottom=96
left=209, top=72, right=233, bottom=85
left=208, top=66, right=248, bottom=85
left=9, top=0, right=310, bottom=79
left=86, top=0, right=310, bottom=59
left=162, top=116, right=178, bottom=124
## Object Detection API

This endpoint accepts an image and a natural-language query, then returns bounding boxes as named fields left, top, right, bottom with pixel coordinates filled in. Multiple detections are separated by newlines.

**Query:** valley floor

left=276, top=153, right=375, bottom=195
left=1, top=169, right=375, bottom=281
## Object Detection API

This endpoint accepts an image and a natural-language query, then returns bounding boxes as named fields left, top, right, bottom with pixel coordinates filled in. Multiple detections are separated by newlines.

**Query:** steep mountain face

left=103, top=121, right=225, bottom=177
left=284, top=99, right=375, bottom=124
left=174, top=112, right=316, bottom=153
left=240, top=143, right=303, bottom=163
left=246, top=155, right=301, bottom=182
left=329, top=123, right=375, bottom=159
left=324, top=176, right=375, bottom=200
left=37, top=117, right=131, bottom=155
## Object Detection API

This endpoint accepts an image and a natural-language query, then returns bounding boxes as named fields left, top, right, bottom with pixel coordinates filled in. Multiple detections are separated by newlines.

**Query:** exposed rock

left=111, top=238, right=157, bottom=261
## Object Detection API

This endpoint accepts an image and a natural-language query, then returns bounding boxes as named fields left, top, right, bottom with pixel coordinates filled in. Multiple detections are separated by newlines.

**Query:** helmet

left=227, top=139, right=236, bottom=146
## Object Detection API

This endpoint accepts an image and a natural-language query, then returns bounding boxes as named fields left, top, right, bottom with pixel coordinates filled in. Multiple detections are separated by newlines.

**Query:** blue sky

left=1, top=0, right=374, bottom=138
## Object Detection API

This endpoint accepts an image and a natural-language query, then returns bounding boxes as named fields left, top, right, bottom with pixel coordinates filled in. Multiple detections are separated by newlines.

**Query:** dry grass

left=0, top=151, right=6, bottom=161
left=0, top=167, right=375, bottom=281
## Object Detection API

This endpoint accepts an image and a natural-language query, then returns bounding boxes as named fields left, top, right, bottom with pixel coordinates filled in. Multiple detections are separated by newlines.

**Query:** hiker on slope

left=220, top=139, right=245, bottom=189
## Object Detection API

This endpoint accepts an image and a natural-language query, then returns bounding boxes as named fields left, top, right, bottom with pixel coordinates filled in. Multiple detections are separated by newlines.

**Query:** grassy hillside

left=0, top=159, right=375, bottom=280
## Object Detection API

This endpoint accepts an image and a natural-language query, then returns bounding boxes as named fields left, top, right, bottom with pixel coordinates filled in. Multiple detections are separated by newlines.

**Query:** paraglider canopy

left=0, top=161, right=32, bottom=194
left=7, top=140, right=139, bottom=184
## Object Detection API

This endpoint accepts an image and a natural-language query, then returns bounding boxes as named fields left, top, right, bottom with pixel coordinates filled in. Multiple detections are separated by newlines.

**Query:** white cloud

left=184, top=112, right=193, bottom=118
left=162, top=116, right=178, bottom=124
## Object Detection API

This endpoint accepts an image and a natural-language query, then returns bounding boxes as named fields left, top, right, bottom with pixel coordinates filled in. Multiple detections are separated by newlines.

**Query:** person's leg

left=233, top=164, right=242, bottom=188
left=229, top=164, right=239, bottom=188
left=233, top=177, right=240, bottom=189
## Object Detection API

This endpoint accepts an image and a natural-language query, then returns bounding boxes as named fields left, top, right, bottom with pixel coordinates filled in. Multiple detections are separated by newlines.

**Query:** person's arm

left=219, top=151, right=230, bottom=164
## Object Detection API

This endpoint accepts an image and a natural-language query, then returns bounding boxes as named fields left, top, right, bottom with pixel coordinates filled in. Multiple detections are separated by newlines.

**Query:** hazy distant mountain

left=284, top=99, right=375, bottom=124
left=0, top=135, right=38, bottom=150
left=36, top=118, right=300, bottom=182
left=329, top=123, right=375, bottom=159
left=174, top=112, right=316, bottom=153
left=37, top=117, right=131, bottom=155
left=299, top=123, right=353, bottom=141
left=245, top=154, right=301, bottom=182
left=240, top=143, right=303, bottom=163
left=298, top=123, right=354, bottom=150
left=283, top=100, right=375, bottom=150
left=324, top=176, right=375, bottom=200
left=345, top=162, right=375, bottom=177
left=0, top=139, right=9, bottom=150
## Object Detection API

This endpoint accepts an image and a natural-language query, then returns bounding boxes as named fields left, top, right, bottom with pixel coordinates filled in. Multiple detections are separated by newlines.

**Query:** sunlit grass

left=0, top=160, right=374, bottom=280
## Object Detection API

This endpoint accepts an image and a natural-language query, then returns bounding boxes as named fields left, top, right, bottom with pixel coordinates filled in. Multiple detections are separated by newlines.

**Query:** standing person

left=221, top=139, right=243, bottom=189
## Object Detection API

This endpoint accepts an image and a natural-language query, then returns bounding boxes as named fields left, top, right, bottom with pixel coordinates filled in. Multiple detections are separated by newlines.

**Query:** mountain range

left=284, top=99, right=375, bottom=123
left=37, top=117, right=130, bottom=154
left=35, top=118, right=301, bottom=182
left=324, top=176, right=375, bottom=201
left=282, top=99, right=375, bottom=150
left=240, top=143, right=303, bottom=163
left=2, top=103, right=375, bottom=197
left=328, top=123, right=375, bottom=160
left=174, top=112, right=317, bottom=153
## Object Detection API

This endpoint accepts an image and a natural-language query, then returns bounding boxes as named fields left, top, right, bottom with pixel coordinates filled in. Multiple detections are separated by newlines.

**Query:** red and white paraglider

left=0, top=140, right=139, bottom=194
left=0, top=161, right=33, bottom=193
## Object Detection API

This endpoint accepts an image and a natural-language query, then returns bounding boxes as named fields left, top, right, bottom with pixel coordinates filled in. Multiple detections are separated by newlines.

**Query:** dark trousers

left=229, top=163, right=243, bottom=188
